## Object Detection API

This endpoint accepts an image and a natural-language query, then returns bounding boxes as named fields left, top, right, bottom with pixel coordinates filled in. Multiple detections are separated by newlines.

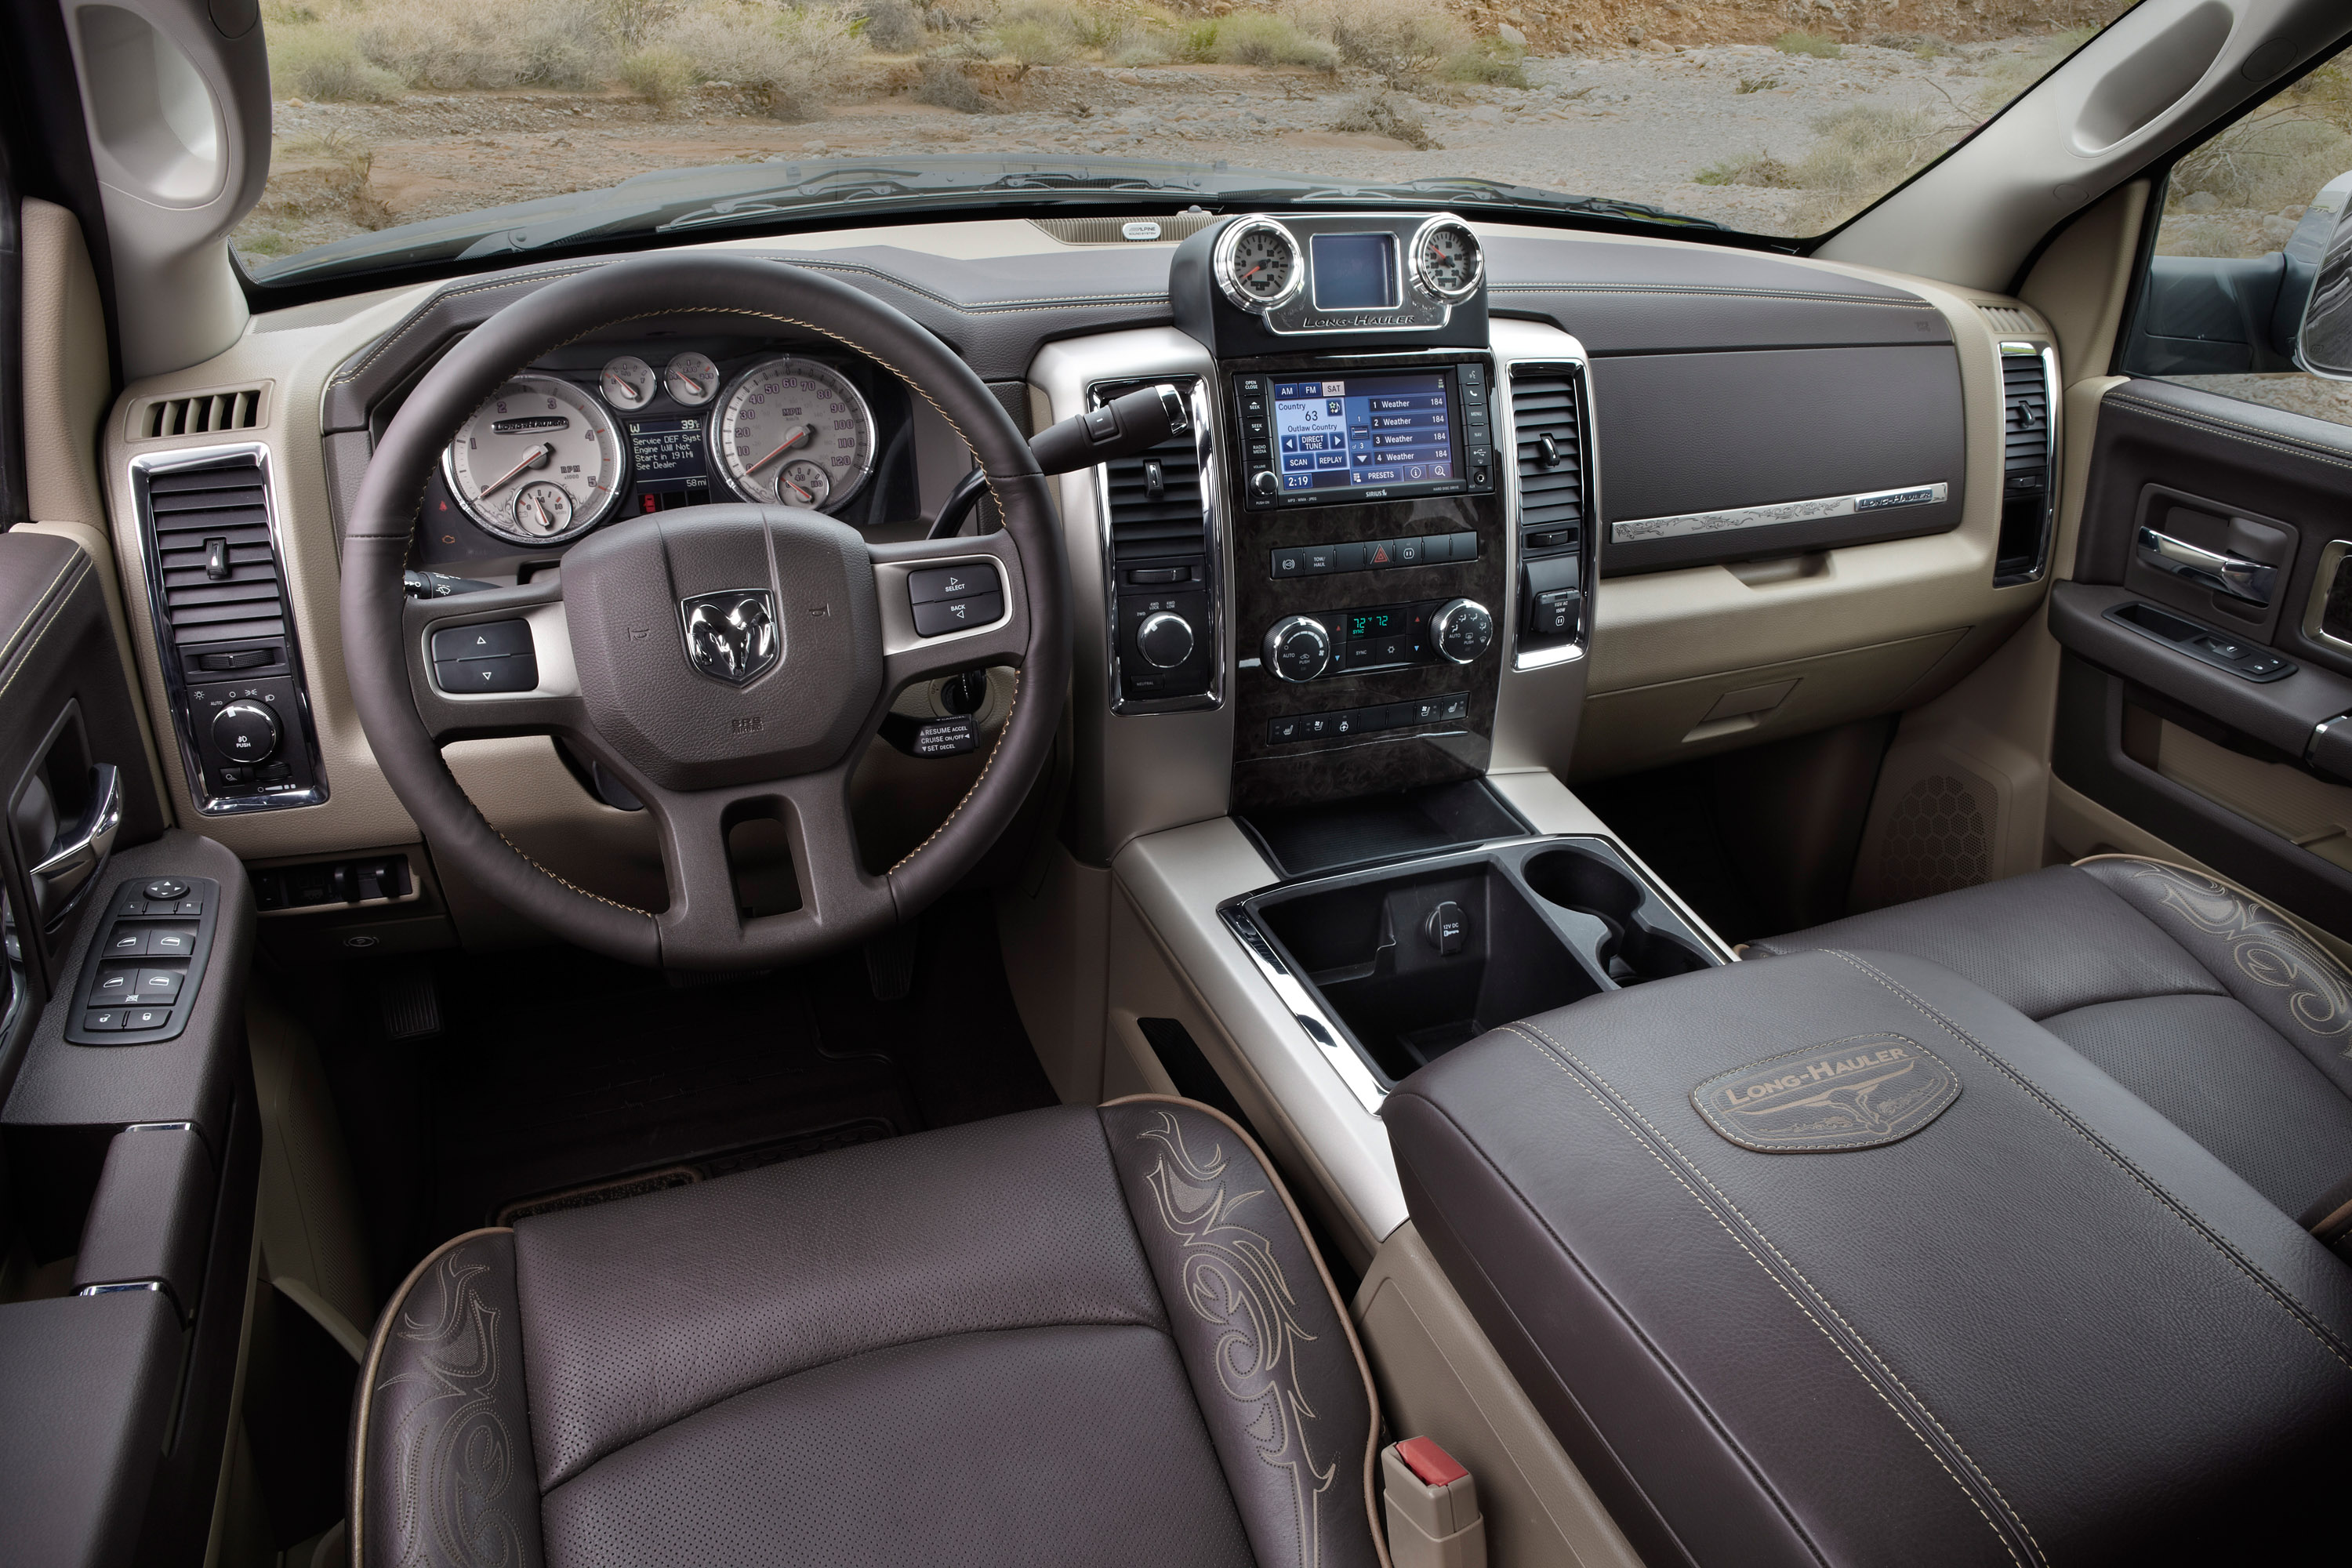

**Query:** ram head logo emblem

left=680, top=590, right=780, bottom=685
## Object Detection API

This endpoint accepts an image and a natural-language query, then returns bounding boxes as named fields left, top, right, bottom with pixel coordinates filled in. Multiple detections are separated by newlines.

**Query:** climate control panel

left=1259, top=597, right=1494, bottom=683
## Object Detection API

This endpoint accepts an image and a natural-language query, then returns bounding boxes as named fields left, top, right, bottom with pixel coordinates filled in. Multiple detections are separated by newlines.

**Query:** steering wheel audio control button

left=211, top=700, right=281, bottom=764
left=436, top=655, right=539, bottom=694
left=909, top=563, right=1002, bottom=604
left=913, top=593, right=1005, bottom=637
left=430, top=619, right=533, bottom=661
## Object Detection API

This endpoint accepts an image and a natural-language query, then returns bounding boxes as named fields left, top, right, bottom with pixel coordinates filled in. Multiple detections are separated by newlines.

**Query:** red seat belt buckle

left=1381, top=1436, right=1486, bottom=1568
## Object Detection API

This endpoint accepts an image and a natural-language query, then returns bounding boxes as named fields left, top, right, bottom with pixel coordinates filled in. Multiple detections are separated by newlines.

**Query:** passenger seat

left=1750, top=855, right=2352, bottom=1245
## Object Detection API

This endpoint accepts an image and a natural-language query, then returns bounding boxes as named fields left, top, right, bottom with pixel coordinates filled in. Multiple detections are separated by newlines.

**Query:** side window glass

left=2122, top=59, right=2352, bottom=428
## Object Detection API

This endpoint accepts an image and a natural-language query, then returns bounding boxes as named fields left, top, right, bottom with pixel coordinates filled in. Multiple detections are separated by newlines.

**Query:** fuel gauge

left=775, top=459, right=832, bottom=509
left=601, top=355, right=657, bottom=410
left=513, top=481, right=576, bottom=537
left=665, top=351, right=720, bottom=406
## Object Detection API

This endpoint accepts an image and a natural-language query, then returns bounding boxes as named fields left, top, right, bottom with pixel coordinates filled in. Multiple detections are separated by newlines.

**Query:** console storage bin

left=1381, top=947, right=2352, bottom=1566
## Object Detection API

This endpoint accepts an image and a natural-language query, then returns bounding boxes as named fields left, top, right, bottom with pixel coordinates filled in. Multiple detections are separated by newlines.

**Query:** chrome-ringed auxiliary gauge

left=443, top=374, right=625, bottom=546
left=1214, top=217, right=1306, bottom=315
left=664, top=350, right=720, bottom=407
left=1410, top=216, right=1484, bottom=303
left=712, top=356, right=877, bottom=511
left=600, top=354, right=656, bottom=411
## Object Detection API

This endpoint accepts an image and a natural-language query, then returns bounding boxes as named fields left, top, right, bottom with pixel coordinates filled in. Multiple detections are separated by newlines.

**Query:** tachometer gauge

left=775, top=459, right=832, bottom=509
left=713, top=357, right=875, bottom=510
left=600, top=355, right=657, bottom=411
left=1214, top=217, right=1305, bottom=314
left=1410, top=216, right=1484, bottom=303
left=664, top=351, right=720, bottom=407
left=443, top=375, right=624, bottom=546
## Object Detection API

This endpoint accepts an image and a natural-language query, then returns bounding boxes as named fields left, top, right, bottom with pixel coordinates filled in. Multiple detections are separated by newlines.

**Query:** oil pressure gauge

left=1410, top=216, right=1484, bottom=303
left=1214, top=217, right=1305, bottom=314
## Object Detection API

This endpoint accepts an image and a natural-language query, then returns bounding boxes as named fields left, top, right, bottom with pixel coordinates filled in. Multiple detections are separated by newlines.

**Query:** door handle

left=31, top=763, right=122, bottom=927
left=2137, top=526, right=2277, bottom=606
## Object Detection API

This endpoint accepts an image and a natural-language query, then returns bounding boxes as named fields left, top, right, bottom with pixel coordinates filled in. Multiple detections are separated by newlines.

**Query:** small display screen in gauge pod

left=627, top=417, right=712, bottom=514
left=1271, top=372, right=1457, bottom=495
left=1308, top=233, right=1398, bottom=310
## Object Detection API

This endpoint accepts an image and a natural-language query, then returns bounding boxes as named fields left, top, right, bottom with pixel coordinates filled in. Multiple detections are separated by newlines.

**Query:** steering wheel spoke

left=405, top=579, right=589, bottom=743
left=869, top=531, right=1032, bottom=691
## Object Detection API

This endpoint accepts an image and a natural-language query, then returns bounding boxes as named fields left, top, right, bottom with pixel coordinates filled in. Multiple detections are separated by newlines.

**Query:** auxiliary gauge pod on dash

left=928, top=383, right=1190, bottom=539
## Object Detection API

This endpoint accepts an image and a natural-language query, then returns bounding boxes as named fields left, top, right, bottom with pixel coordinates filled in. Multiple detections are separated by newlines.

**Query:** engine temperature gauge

left=1214, top=218, right=1305, bottom=314
left=601, top=355, right=657, bottom=410
left=775, top=459, right=832, bottom=508
left=512, top=481, right=576, bottom=537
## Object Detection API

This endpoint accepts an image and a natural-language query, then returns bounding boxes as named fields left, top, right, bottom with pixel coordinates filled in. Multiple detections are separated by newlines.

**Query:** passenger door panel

left=2053, top=378, right=2352, bottom=934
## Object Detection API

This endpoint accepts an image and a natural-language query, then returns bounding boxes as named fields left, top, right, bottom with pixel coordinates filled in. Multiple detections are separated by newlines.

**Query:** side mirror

left=2295, top=172, right=2352, bottom=379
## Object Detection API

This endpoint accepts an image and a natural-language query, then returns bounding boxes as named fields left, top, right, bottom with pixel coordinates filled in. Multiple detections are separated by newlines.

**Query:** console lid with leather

left=1381, top=948, right=2352, bottom=1567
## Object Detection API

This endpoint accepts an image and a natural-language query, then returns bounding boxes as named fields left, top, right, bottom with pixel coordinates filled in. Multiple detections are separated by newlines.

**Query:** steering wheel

left=341, top=254, right=1069, bottom=970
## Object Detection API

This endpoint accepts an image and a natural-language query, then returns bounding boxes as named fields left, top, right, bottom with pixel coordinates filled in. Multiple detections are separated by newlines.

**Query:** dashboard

left=97, top=212, right=2056, bottom=911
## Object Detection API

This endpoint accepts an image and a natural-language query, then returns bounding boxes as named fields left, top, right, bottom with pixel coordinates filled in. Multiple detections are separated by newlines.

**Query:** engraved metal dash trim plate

left=1692, top=1034, right=1959, bottom=1152
left=1612, top=481, right=1949, bottom=546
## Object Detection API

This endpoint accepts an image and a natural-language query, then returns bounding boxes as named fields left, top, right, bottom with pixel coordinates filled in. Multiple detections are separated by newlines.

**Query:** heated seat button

left=913, top=593, right=1004, bottom=637
left=430, top=619, right=532, bottom=662
left=909, top=564, right=1001, bottom=604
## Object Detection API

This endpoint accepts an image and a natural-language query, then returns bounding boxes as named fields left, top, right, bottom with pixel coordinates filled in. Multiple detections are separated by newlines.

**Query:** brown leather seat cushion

left=1751, top=855, right=2352, bottom=1232
left=350, top=1099, right=1382, bottom=1568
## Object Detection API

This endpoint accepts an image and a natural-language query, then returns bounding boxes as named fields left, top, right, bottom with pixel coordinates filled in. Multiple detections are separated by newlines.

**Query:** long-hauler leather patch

left=1692, top=1035, right=1960, bottom=1152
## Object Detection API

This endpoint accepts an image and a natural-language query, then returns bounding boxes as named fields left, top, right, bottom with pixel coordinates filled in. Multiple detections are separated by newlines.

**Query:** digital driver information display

left=1270, top=372, right=1457, bottom=496
left=626, top=416, right=712, bottom=513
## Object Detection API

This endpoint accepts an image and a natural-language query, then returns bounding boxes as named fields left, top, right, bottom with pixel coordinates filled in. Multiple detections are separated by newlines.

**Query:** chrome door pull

left=2137, top=526, right=2277, bottom=606
left=31, top=763, right=122, bottom=925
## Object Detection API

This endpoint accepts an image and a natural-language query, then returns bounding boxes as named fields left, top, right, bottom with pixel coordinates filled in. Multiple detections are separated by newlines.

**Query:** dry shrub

left=1443, top=37, right=1525, bottom=88
left=860, top=0, right=924, bottom=51
left=269, top=23, right=406, bottom=100
left=913, top=58, right=996, bottom=112
left=1333, top=86, right=1436, bottom=151
left=996, top=16, right=1073, bottom=64
left=658, top=2, right=865, bottom=119
left=620, top=43, right=696, bottom=106
left=1735, top=74, right=1777, bottom=93
left=2174, top=67, right=2352, bottom=218
left=1785, top=104, right=1955, bottom=230
left=1214, top=13, right=1336, bottom=71
left=602, top=0, right=681, bottom=49
left=352, top=0, right=611, bottom=88
left=255, top=129, right=390, bottom=225
left=1772, top=30, right=1839, bottom=59
left=1693, top=151, right=1792, bottom=187
left=1290, top=0, right=1464, bottom=90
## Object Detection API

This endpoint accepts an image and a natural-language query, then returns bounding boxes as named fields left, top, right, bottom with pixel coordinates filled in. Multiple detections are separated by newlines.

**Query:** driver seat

left=350, top=1098, right=1384, bottom=1568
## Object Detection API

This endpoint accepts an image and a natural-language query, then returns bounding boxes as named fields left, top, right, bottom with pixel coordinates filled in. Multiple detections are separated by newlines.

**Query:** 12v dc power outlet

left=1422, top=901, right=1468, bottom=956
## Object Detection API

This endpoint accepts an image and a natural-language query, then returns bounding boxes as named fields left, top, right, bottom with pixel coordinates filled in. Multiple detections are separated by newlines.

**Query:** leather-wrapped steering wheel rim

left=341, top=252, right=1069, bottom=969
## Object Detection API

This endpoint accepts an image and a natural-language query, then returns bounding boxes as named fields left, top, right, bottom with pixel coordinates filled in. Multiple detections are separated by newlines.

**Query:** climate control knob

left=1261, top=615, right=1333, bottom=683
left=211, top=699, right=281, bottom=764
left=1431, top=598, right=1495, bottom=666
left=1135, top=610, right=1196, bottom=669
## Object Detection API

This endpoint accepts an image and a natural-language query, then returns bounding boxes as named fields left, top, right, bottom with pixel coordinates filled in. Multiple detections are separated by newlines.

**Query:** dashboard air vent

left=146, top=458, right=287, bottom=646
left=1099, top=380, right=1204, bottom=562
left=1509, top=368, right=1584, bottom=560
left=1994, top=344, right=2054, bottom=585
left=136, top=386, right=265, bottom=441
left=1033, top=214, right=1221, bottom=245
left=1977, top=305, right=2042, bottom=337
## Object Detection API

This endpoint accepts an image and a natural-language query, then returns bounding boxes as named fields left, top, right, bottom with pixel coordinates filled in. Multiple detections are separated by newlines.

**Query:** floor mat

left=406, top=891, right=1055, bottom=1243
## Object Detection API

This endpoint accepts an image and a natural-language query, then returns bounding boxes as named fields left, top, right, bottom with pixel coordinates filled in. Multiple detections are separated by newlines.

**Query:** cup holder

left=1520, top=848, right=1708, bottom=986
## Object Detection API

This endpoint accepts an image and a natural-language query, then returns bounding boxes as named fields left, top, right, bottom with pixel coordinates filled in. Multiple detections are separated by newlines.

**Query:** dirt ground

left=239, top=36, right=2067, bottom=263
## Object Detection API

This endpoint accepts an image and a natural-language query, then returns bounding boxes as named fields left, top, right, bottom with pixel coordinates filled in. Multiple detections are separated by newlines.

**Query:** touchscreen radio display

left=1270, top=372, right=1458, bottom=498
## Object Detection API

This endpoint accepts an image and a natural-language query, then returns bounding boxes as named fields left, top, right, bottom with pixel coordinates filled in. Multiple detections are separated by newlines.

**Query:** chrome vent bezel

left=1504, top=359, right=1598, bottom=672
left=1994, top=342, right=2060, bottom=587
left=1092, top=376, right=1224, bottom=716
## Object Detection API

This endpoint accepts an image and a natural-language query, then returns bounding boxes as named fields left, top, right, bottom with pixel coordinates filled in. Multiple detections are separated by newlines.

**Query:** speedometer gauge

left=443, top=375, right=624, bottom=546
left=713, top=357, right=875, bottom=511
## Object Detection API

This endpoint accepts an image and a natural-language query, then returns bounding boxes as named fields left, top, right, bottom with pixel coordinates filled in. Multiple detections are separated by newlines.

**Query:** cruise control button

left=913, top=593, right=1004, bottom=637
left=429, top=619, right=532, bottom=661
left=908, top=564, right=1001, bottom=604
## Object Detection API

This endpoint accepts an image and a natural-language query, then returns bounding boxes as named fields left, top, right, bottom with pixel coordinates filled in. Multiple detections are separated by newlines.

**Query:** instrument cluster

left=427, top=339, right=891, bottom=556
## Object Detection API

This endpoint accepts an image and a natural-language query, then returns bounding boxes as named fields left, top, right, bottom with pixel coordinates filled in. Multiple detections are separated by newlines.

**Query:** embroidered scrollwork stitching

left=375, top=1245, right=533, bottom=1568
left=2118, top=862, right=2352, bottom=1051
left=1134, top=1109, right=1338, bottom=1568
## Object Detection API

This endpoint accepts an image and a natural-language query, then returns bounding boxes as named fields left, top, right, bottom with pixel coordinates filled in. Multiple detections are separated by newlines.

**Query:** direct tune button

left=1262, top=616, right=1333, bottom=682
left=1431, top=598, right=1495, bottom=665
left=210, top=700, right=281, bottom=764
left=1135, top=611, right=1196, bottom=669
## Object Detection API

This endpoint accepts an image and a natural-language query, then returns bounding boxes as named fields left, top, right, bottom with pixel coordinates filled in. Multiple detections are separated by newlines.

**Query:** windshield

left=236, top=0, right=2140, bottom=289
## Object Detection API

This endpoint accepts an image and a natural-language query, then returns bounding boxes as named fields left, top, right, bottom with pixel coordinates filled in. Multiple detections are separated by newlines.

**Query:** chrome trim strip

left=1995, top=341, right=2061, bottom=587
left=1611, top=481, right=1950, bottom=546
left=1218, top=904, right=1389, bottom=1115
left=1503, top=354, right=1597, bottom=673
left=128, top=443, right=330, bottom=816
left=2302, top=539, right=2352, bottom=656
left=1095, top=376, right=1225, bottom=716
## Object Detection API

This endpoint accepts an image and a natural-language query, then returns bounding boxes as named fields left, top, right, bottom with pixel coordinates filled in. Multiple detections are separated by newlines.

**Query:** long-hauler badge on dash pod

left=1691, top=1035, right=1959, bottom=1152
